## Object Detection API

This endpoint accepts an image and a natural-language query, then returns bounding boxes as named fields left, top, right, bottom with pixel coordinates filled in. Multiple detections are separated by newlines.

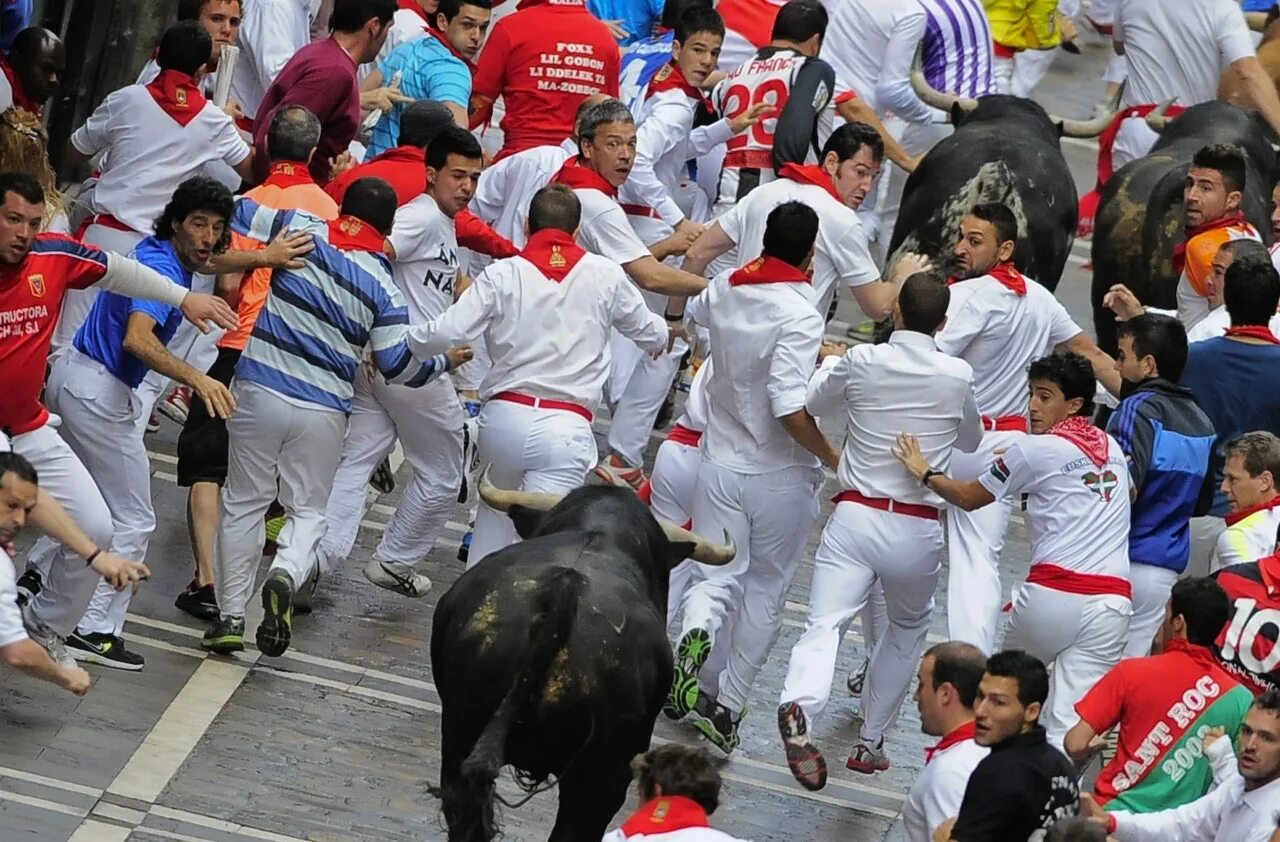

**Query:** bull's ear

left=506, top=504, right=544, bottom=540
left=1054, top=120, right=1065, bottom=137
left=950, top=101, right=965, bottom=127
left=667, top=542, right=696, bottom=570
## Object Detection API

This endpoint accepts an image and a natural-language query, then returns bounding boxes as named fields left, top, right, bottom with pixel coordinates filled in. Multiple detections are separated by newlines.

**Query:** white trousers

left=50, top=225, right=145, bottom=357
left=44, top=350, right=157, bottom=636
left=215, top=381, right=346, bottom=618
left=1012, top=47, right=1057, bottom=98
left=606, top=288, right=687, bottom=467
left=1111, top=117, right=1159, bottom=174
left=319, top=370, right=464, bottom=572
left=467, top=399, right=597, bottom=567
left=679, top=459, right=823, bottom=712
left=780, top=501, right=943, bottom=741
left=873, top=120, right=953, bottom=266
left=993, top=55, right=1016, bottom=95
left=1124, top=563, right=1178, bottom=659
left=946, top=431, right=1021, bottom=653
left=649, top=437, right=701, bottom=622
left=1004, top=582, right=1131, bottom=748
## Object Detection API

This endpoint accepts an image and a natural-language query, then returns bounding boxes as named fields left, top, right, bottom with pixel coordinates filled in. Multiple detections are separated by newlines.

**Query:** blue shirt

left=1181, top=336, right=1280, bottom=517
left=620, top=30, right=674, bottom=112
left=588, top=0, right=664, bottom=45
left=0, top=0, right=32, bottom=54
left=72, top=237, right=190, bottom=389
left=368, top=37, right=472, bottom=159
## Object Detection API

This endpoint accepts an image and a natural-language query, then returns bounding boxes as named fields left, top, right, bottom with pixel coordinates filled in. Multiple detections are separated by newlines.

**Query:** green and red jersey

left=1074, top=638, right=1253, bottom=813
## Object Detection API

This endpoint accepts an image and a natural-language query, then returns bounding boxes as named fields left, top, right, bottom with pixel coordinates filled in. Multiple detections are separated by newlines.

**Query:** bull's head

left=478, top=471, right=737, bottom=567
left=1143, top=100, right=1177, bottom=134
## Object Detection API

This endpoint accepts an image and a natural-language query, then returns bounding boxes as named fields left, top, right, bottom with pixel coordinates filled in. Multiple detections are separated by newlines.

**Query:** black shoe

left=293, top=566, right=320, bottom=615
left=202, top=616, right=245, bottom=654
left=66, top=631, right=145, bottom=671
left=369, top=456, right=396, bottom=494
left=175, top=582, right=219, bottom=621
left=15, top=568, right=42, bottom=607
left=256, top=572, right=294, bottom=657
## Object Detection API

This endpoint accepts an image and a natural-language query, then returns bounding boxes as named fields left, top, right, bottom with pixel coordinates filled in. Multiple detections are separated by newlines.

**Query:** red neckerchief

left=1163, top=637, right=1233, bottom=674
left=1226, top=494, right=1280, bottom=527
left=1050, top=415, right=1110, bottom=468
left=397, top=0, right=432, bottom=23
left=425, top=27, right=477, bottom=74
left=646, top=61, right=711, bottom=110
left=516, top=0, right=585, bottom=9
left=520, top=228, right=587, bottom=281
left=925, top=721, right=976, bottom=765
left=619, top=796, right=711, bottom=837
left=987, top=261, right=1027, bottom=296
left=263, top=161, right=315, bottom=190
left=1172, top=211, right=1246, bottom=276
left=551, top=156, right=618, bottom=199
left=1224, top=326, right=1280, bottom=345
left=729, top=255, right=811, bottom=287
left=0, top=54, right=39, bottom=114
left=145, top=69, right=207, bottom=127
left=778, top=162, right=842, bottom=204
left=327, top=215, right=388, bottom=252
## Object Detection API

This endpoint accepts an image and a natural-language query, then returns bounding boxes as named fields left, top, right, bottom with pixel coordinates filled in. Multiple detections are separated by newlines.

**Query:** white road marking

left=149, top=805, right=310, bottom=842
left=91, top=801, right=149, bottom=825
left=1060, top=136, right=1100, bottom=152
left=0, top=765, right=102, bottom=797
left=68, top=820, right=130, bottom=841
left=0, top=788, right=88, bottom=817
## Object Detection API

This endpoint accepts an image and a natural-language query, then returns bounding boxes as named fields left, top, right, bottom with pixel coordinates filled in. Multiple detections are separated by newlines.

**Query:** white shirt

left=602, top=828, right=747, bottom=841
left=807, top=330, right=981, bottom=506
left=0, top=548, right=26, bottom=649
left=407, top=249, right=667, bottom=409
left=131, top=63, right=242, bottom=192
left=70, top=85, right=251, bottom=234
left=1115, top=0, right=1256, bottom=108
left=1215, top=504, right=1280, bottom=570
left=1113, top=773, right=1280, bottom=842
left=1186, top=305, right=1280, bottom=343
left=935, top=275, right=1081, bottom=419
left=686, top=267, right=824, bottom=474
left=901, top=735, right=989, bottom=842
left=573, top=186, right=653, bottom=266
left=978, top=431, right=1131, bottom=577
left=675, top=355, right=712, bottom=433
left=135, top=60, right=218, bottom=94
left=820, top=0, right=934, bottom=124
left=229, top=0, right=320, bottom=119
left=470, top=139, right=576, bottom=247
left=718, top=177, right=879, bottom=318
left=390, top=194, right=460, bottom=324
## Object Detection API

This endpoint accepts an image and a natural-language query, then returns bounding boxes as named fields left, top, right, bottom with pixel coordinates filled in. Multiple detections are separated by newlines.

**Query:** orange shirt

left=218, top=162, right=339, bottom=351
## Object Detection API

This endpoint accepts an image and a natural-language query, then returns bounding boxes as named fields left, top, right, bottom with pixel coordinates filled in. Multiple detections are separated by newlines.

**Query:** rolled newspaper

left=213, top=44, right=239, bottom=108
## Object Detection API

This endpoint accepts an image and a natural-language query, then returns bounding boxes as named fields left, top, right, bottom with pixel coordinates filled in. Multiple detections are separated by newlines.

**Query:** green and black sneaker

left=201, top=616, right=246, bottom=654
left=663, top=627, right=712, bottom=720
left=692, top=699, right=742, bottom=755
left=256, top=572, right=295, bottom=657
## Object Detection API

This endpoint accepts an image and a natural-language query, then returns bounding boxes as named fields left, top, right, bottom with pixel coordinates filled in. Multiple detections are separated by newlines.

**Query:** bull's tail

left=445, top=568, right=586, bottom=842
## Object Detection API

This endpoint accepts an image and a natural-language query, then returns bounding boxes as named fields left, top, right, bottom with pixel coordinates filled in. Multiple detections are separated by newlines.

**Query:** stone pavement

left=0, top=41, right=1122, bottom=842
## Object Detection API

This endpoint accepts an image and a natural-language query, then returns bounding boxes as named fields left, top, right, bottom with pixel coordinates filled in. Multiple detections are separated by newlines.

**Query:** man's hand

left=662, top=321, right=688, bottom=356
left=1078, top=793, right=1111, bottom=827
left=1203, top=725, right=1226, bottom=750
left=329, top=150, right=357, bottom=179
left=660, top=227, right=700, bottom=258
left=1103, top=283, right=1146, bottom=321
left=61, top=665, right=92, bottom=696
left=446, top=345, right=475, bottom=370
left=932, top=817, right=956, bottom=842
left=674, top=218, right=705, bottom=242
left=819, top=341, right=848, bottom=360
left=221, top=98, right=246, bottom=123
left=193, top=374, right=237, bottom=420
left=361, top=86, right=413, bottom=113
left=454, top=273, right=474, bottom=301
left=893, top=432, right=931, bottom=481
left=90, top=552, right=151, bottom=592
left=180, top=293, right=239, bottom=334
left=603, top=19, right=629, bottom=39
left=729, top=102, right=775, bottom=134
left=889, top=252, right=934, bottom=285
left=262, top=230, right=315, bottom=269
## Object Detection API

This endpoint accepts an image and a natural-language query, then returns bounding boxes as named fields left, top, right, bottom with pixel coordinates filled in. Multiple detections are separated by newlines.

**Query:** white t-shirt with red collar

left=901, top=724, right=989, bottom=842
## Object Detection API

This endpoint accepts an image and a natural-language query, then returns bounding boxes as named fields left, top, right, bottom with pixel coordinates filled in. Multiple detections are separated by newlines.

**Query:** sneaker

left=20, top=602, right=76, bottom=669
left=66, top=631, right=145, bottom=671
left=174, top=581, right=218, bottom=621
left=255, top=572, right=294, bottom=657
left=593, top=454, right=647, bottom=491
left=846, top=736, right=890, bottom=774
left=778, top=702, right=827, bottom=791
left=294, top=566, right=320, bottom=615
left=456, top=525, right=473, bottom=564
left=369, top=456, right=396, bottom=494
left=157, top=385, right=191, bottom=425
left=663, top=627, right=712, bottom=720
left=146, top=412, right=160, bottom=433
left=691, top=700, right=742, bottom=755
left=847, top=659, right=868, bottom=698
left=201, top=615, right=245, bottom=654
left=363, top=559, right=431, bottom=597
left=15, top=568, right=42, bottom=607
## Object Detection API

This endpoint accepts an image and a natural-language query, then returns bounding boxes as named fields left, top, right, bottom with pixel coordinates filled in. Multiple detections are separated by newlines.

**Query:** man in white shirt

left=896, top=350, right=1133, bottom=748
left=317, top=126, right=482, bottom=597
left=1216, top=432, right=1280, bottom=570
left=601, top=744, right=749, bottom=842
left=406, top=184, right=672, bottom=565
left=900, top=642, right=990, bottom=841
left=135, top=0, right=242, bottom=92
left=776, top=273, right=982, bottom=782
left=1081, top=688, right=1280, bottom=841
left=664, top=201, right=836, bottom=755
left=935, top=201, right=1119, bottom=655
left=229, top=0, right=322, bottom=121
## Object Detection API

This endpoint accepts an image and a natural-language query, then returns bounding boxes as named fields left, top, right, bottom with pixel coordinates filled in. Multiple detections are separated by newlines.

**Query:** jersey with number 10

left=708, top=46, right=835, bottom=207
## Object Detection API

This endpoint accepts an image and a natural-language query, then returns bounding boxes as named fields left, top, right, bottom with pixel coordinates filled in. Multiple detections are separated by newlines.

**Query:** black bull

left=1091, top=101, right=1277, bottom=351
left=430, top=482, right=734, bottom=842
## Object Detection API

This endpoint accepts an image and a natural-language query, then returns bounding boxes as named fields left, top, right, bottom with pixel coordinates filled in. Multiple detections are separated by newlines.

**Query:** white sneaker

left=362, top=560, right=432, bottom=598
left=20, top=602, right=76, bottom=669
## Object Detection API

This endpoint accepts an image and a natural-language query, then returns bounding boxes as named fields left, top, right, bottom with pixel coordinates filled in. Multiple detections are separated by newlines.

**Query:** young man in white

left=1216, top=432, right=1280, bottom=570
left=776, top=273, right=982, bottom=783
left=895, top=350, right=1133, bottom=748
left=228, top=0, right=322, bottom=121
left=665, top=201, right=837, bottom=755
left=900, top=642, right=989, bottom=841
left=935, top=202, right=1119, bottom=655
left=602, top=744, right=748, bottom=842
left=317, top=126, right=482, bottom=597
left=405, top=184, right=672, bottom=565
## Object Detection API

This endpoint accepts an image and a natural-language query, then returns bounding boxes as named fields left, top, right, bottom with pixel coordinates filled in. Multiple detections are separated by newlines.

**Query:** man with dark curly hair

left=603, top=744, right=748, bottom=840
left=43, top=177, right=238, bottom=672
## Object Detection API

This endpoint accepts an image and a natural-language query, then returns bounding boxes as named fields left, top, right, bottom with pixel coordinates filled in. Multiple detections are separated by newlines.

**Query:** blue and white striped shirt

left=918, top=0, right=996, bottom=100
left=231, top=199, right=451, bottom=414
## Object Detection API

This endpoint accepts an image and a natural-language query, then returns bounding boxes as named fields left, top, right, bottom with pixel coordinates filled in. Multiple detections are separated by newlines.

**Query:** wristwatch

left=921, top=469, right=942, bottom=487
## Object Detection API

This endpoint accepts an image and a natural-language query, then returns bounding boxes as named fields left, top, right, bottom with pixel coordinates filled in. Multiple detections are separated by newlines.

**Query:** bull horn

left=910, top=45, right=977, bottom=114
left=477, top=466, right=565, bottom=513
left=1247, top=11, right=1269, bottom=32
left=660, top=522, right=736, bottom=566
left=1054, top=80, right=1126, bottom=138
left=1145, top=99, right=1176, bottom=134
